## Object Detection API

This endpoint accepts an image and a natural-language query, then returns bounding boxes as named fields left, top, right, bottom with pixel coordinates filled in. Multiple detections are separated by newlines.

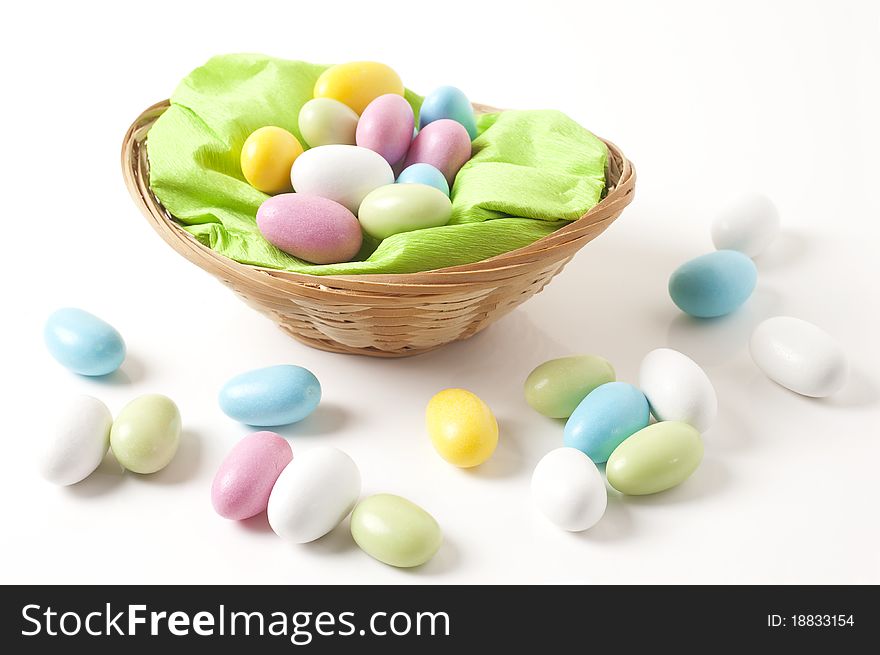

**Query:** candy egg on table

left=711, top=192, right=780, bottom=257
left=426, top=388, right=498, bottom=468
left=44, top=308, right=126, bottom=377
left=750, top=316, right=848, bottom=397
left=531, top=447, right=607, bottom=532
left=668, top=250, right=757, bottom=318
left=257, top=194, right=362, bottom=264
left=313, top=61, right=404, bottom=114
left=298, top=98, right=359, bottom=148
left=240, top=126, right=303, bottom=194
left=418, top=85, right=477, bottom=140
left=357, top=183, right=453, bottom=240
left=110, top=394, right=181, bottom=474
left=291, top=144, right=394, bottom=214
left=403, top=119, right=472, bottom=186
left=396, top=163, right=449, bottom=197
left=211, top=432, right=292, bottom=521
left=356, top=94, right=414, bottom=165
left=606, top=422, right=704, bottom=495
left=218, top=365, right=321, bottom=427
left=38, top=395, right=112, bottom=486
left=524, top=354, right=616, bottom=419
left=350, top=494, right=442, bottom=568
left=639, top=348, right=717, bottom=431
left=267, top=446, right=361, bottom=543
left=563, top=382, right=650, bottom=464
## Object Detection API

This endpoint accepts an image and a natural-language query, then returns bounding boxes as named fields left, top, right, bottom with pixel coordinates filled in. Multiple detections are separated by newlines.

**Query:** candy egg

left=211, top=432, right=292, bottom=520
left=668, top=250, right=757, bottom=318
left=396, top=163, right=449, bottom=197
left=418, top=85, right=477, bottom=140
left=350, top=494, right=442, bottom=568
left=267, top=446, right=361, bottom=543
left=240, top=126, right=303, bottom=194
left=426, top=388, right=498, bottom=468
left=563, top=382, right=650, bottom=464
left=38, top=396, right=111, bottom=486
left=298, top=98, right=359, bottom=148
left=606, top=422, right=704, bottom=495
left=531, top=447, right=607, bottom=532
left=44, top=308, right=126, bottom=377
left=110, top=394, right=181, bottom=474
left=218, top=365, right=321, bottom=427
left=313, top=61, right=404, bottom=115
left=639, top=348, right=717, bottom=431
left=524, top=354, right=616, bottom=419
left=357, top=183, right=453, bottom=240
left=356, top=94, right=414, bottom=165
left=750, top=316, right=848, bottom=397
left=711, top=193, right=780, bottom=257
left=291, top=144, right=394, bottom=214
left=256, top=193, right=362, bottom=264
left=403, top=119, right=472, bottom=185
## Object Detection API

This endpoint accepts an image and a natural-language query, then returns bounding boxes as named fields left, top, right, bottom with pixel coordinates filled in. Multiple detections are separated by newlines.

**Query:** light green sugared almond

left=524, top=355, right=615, bottom=418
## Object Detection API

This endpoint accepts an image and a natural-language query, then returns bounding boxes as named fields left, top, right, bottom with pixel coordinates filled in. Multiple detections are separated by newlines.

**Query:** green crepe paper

left=147, top=54, right=607, bottom=275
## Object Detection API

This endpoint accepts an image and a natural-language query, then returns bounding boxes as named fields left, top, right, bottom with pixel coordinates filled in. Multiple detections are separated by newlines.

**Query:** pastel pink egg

left=212, top=432, right=292, bottom=521
left=256, top=193, right=363, bottom=265
left=403, top=119, right=472, bottom=185
left=356, top=94, right=415, bottom=165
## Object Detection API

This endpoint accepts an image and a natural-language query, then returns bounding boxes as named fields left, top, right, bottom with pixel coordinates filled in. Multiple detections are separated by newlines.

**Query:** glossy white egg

left=290, top=145, right=393, bottom=214
left=267, top=446, right=361, bottom=543
left=750, top=316, right=848, bottom=397
left=639, top=348, right=718, bottom=432
left=38, top=396, right=112, bottom=485
left=531, top=447, right=607, bottom=532
left=711, top=192, right=780, bottom=257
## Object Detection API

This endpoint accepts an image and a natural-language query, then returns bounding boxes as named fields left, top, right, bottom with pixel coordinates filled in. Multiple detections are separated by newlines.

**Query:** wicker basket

left=122, top=100, right=635, bottom=357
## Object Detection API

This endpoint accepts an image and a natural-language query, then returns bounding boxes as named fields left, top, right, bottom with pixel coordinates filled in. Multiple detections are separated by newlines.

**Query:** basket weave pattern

left=122, top=101, right=635, bottom=357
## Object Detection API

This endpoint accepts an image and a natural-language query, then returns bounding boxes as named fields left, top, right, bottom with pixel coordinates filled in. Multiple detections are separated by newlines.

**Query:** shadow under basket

left=122, top=101, right=636, bottom=358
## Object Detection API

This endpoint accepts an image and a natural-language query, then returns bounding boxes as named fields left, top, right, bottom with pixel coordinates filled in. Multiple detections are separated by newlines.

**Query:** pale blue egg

left=418, top=86, right=477, bottom=140
left=44, top=308, right=126, bottom=376
left=396, top=163, right=450, bottom=197
left=669, top=250, right=757, bottom=318
left=563, top=382, right=650, bottom=463
left=219, top=365, right=321, bottom=426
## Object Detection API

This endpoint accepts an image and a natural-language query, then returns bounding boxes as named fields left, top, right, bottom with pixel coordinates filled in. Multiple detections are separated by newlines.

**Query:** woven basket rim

left=122, top=100, right=635, bottom=286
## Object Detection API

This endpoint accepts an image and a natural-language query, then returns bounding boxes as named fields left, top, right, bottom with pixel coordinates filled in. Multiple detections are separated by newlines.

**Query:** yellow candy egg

left=240, top=126, right=303, bottom=194
left=426, top=389, right=498, bottom=468
left=314, top=62, right=405, bottom=115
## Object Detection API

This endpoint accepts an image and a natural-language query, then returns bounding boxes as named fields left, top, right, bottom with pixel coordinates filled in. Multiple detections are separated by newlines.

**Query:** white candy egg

left=267, top=446, right=361, bottom=543
left=38, top=395, right=112, bottom=485
left=750, top=316, right=848, bottom=397
left=290, top=145, right=393, bottom=215
left=711, top=192, right=780, bottom=257
left=531, top=447, right=607, bottom=532
left=639, top=348, right=718, bottom=432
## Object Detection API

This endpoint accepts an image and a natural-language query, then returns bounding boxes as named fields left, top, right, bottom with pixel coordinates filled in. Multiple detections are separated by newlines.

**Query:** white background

left=1, top=0, right=878, bottom=584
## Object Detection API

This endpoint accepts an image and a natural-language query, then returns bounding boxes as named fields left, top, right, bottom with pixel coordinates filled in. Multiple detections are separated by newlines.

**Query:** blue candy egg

left=44, top=308, right=126, bottom=376
left=669, top=250, right=757, bottom=318
left=219, top=365, right=321, bottom=427
left=563, top=382, right=650, bottom=463
left=418, top=86, right=477, bottom=140
left=396, top=163, right=450, bottom=197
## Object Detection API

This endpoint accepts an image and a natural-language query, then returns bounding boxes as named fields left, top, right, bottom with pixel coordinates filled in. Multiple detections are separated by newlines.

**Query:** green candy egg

left=357, top=183, right=452, bottom=240
left=524, top=355, right=616, bottom=418
left=606, top=421, right=703, bottom=495
left=350, top=494, right=442, bottom=568
left=110, top=394, right=181, bottom=474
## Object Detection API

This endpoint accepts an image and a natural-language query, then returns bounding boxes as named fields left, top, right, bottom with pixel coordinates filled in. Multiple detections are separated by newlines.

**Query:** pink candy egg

left=256, top=193, right=363, bottom=265
left=212, top=432, right=293, bottom=521
left=356, top=94, right=415, bottom=165
left=403, top=119, right=472, bottom=185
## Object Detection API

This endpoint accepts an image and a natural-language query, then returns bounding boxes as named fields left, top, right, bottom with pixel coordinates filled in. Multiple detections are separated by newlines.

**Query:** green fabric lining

left=146, top=54, right=607, bottom=275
